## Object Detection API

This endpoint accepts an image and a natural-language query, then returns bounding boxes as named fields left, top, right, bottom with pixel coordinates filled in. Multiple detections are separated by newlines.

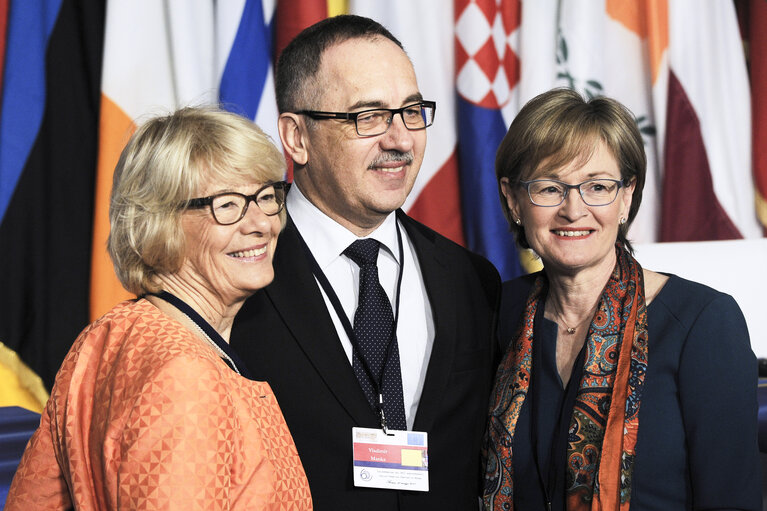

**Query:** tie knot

left=344, top=238, right=380, bottom=267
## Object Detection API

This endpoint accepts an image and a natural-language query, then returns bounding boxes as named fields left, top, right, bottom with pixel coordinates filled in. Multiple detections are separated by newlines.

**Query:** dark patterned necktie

left=343, top=239, right=407, bottom=431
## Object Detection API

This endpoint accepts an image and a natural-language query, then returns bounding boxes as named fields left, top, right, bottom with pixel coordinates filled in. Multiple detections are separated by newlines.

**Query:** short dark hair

left=275, top=14, right=403, bottom=113
left=495, top=88, right=646, bottom=252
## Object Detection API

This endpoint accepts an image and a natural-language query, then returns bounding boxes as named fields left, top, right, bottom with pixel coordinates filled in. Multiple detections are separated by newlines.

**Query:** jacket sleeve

left=5, top=403, right=73, bottom=510
left=677, top=293, right=762, bottom=511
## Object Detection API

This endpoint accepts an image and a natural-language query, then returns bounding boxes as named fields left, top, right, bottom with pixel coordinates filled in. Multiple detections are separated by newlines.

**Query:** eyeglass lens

left=527, top=179, right=621, bottom=206
left=356, top=103, right=434, bottom=136
left=210, top=185, right=285, bottom=224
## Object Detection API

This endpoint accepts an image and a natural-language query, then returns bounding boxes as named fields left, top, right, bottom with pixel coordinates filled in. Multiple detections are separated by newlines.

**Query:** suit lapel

left=398, top=212, right=460, bottom=433
left=266, top=218, right=380, bottom=427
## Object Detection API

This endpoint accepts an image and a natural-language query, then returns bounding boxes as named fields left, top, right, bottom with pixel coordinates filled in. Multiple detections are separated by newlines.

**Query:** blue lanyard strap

left=153, top=291, right=254, bottom=380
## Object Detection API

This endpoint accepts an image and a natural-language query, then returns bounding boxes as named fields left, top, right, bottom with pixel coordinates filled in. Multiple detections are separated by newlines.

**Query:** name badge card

left=352, top=427, right=429, bottom=492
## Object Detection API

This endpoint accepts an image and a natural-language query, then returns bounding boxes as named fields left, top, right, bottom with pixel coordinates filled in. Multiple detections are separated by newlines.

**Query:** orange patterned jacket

left=6, top=298, right=312, bottom=510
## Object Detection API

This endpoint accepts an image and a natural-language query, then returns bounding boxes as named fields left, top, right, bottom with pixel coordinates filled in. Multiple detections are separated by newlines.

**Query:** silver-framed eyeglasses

left=296, top=100, right=436, bottom=137
left=184, top=181, right=287, bottom=225
left=520, top=178, right=629, bottom=207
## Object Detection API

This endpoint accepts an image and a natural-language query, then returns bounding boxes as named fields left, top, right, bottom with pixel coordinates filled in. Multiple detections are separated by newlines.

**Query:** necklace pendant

left=566, top=327, right=576, bottom=334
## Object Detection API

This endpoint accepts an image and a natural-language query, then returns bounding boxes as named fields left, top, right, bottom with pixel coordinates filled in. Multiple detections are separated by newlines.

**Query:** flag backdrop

left=0, top=0, right=764, bottom=397
left=0, top=0, right=104, bottom=403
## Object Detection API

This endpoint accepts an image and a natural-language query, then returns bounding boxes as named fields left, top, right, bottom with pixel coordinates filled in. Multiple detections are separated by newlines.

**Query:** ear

left=619, top=177, right=636, bottom=220
left=500, top=178, right=522, bottom=223
left=278, top=113, right=309, bottom=166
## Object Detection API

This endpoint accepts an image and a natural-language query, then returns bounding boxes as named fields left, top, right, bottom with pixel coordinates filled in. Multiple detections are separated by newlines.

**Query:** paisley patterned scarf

left=481, top=244, right=648, bottom=510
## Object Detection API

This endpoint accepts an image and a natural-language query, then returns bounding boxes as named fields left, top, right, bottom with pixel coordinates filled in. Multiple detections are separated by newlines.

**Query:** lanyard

left=294, top=220, right=405, bottom=432
left=153, top=291, right=253, bottom=380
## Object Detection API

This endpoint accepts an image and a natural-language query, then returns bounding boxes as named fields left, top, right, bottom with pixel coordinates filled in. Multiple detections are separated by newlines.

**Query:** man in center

left=231, top=15, right=500, bottom=510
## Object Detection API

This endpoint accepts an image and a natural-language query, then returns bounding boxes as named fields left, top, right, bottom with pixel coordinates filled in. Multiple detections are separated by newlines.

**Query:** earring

left=619, top=217, right=627, bottom=225
left=514, top=218, right=522, bottom=226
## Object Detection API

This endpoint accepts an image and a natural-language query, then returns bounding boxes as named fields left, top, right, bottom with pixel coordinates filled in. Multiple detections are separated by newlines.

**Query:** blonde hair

left=495, top=88, right=646, bottom=252
left=108, top=106, right=286, bottom=295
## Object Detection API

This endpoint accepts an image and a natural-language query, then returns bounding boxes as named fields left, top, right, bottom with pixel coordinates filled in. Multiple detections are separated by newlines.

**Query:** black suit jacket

left=230, top=210, right=500, bottom=510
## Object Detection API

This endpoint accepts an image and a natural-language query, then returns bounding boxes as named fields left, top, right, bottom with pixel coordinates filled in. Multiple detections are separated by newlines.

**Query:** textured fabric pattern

left=482, top=244, right=648, bottom=510
left=6, top=299, right=312, bottom=510
left=566, top=246, right=647, bottom=510
left=344, top=239, right=407, bottom=431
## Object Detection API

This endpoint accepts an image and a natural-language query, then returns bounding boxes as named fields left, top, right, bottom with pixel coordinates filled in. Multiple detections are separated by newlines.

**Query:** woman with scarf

left=481, top=88, right=761, bottom=510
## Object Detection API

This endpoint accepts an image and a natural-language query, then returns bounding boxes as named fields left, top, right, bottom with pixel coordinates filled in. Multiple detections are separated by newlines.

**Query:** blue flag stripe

left=218, top=0, right=271, bottom=119
left=457, top=98, right=523, bottom=281
left=0, top=0, right=64, bottom=223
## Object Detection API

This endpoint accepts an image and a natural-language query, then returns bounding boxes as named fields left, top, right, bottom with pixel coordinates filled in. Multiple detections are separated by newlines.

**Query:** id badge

left=352, top=427, right=429, bottom=491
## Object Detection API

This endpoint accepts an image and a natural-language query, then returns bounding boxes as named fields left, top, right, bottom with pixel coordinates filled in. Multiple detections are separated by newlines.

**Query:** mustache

left=368, top=151, right=414, bottom=169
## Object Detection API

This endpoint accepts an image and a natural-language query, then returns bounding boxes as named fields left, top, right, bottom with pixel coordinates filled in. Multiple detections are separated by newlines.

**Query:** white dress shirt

left=287, top=184, right=435, bottom=429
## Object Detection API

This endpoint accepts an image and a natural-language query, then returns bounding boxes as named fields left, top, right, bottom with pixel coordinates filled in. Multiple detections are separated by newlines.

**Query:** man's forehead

left=316, top=36, right=420, bottom=109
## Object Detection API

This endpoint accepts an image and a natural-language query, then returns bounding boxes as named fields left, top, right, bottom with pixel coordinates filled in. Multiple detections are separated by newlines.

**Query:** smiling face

left=502, top=140, right=635, bottom=277
left=291, top=36, right=426, bottom=235
left=177, top=180, right=282, bottom=307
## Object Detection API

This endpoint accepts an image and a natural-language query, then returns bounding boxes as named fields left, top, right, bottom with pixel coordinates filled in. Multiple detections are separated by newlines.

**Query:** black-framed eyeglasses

left=296, top=100, right=436, bottom=137
left=519, top=178, right=629, bottom=207
left=184, top=181, right=287, bottom=225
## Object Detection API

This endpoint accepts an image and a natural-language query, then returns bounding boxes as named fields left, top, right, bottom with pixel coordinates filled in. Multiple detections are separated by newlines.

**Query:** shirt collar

left=287, top=183, right=401, bottom=270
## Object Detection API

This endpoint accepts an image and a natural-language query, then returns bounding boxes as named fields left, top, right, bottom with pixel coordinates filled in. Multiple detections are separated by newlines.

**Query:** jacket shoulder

left=397, top=212, right=500, bottom=304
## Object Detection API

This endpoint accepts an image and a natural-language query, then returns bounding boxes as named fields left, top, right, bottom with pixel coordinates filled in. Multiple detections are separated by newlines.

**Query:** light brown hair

left=495, top=88, right=646, bottom=251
